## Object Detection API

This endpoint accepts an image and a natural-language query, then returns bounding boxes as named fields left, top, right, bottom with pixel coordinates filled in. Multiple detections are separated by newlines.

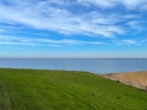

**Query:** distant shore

left=101, top=71, right=147, bottom=90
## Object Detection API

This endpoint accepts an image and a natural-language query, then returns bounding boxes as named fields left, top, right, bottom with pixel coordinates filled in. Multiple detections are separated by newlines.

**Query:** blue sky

left=0, top=0, right=147, bottom=58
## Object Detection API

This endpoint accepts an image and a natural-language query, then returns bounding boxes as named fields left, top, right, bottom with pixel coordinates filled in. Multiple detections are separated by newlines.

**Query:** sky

left=0, top=0, right=147, bottom=58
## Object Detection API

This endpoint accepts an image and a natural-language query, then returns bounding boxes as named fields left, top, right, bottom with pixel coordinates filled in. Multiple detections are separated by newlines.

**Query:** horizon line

left=0, top=57, right=147, bottom=59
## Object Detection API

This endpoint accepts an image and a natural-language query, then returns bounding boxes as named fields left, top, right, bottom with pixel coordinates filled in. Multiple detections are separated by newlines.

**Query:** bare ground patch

left=101, top=71, right=147, bottom=90
left=0, top=79, right=14, bottom=110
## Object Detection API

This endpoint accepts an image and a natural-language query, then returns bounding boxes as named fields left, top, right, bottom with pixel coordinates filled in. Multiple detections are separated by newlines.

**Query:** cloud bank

left=0, top=0, right=147, bottom=46
left=0, top=0, right=146, bottom=37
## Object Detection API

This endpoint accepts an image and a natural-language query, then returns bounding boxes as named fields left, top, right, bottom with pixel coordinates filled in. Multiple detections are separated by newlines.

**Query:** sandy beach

left=102, top=71, right=147, bottom=90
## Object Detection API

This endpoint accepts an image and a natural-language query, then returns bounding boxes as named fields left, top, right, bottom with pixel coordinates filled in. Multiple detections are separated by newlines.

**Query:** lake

left=0, top=58, right=147, bottom=74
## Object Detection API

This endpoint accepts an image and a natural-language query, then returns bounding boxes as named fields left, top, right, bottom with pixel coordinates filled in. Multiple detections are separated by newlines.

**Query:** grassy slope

left=0, top=68, right=147, bottom=110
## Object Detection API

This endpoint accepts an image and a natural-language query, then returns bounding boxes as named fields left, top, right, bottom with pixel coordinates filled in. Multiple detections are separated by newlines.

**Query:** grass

left=102, top=71, right=147, bottom=90
left=0, top=68, right=147, bottom=110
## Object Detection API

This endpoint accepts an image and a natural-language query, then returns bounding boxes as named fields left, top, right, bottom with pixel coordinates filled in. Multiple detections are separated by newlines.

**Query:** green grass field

left=0, top=68, right=147, bottom=110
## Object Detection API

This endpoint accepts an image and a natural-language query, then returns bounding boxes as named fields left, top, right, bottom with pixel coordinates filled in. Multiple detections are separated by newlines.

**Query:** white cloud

left=112, top=39, right=140, bottom=46
left=122, top=40, right=139, bottom=45
left=126, top=21, right=145, bottom=34
left=0, top=0, right=127, bottom=38
left=127, top=21, right=143, bottom=30
left=0, top=35, right=105, bottom=46
left=78, top=0, right=115, bottom=8
left=0, top=41, right=38, bottom=46
left=78, top=0, right=147, bottom=9
left=120, top=14, right=140, bottom=19
left=141, top=39, right=147, bottom=43
left=0, top=0, right=146, bottom=41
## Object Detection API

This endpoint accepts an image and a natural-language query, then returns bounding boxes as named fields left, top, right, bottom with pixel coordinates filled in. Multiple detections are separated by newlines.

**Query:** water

left=0, top=58, right=147, bottom=74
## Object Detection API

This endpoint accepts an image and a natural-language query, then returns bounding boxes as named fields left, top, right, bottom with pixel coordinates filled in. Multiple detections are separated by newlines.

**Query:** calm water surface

left=0, top=58, right=147, bottom=74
